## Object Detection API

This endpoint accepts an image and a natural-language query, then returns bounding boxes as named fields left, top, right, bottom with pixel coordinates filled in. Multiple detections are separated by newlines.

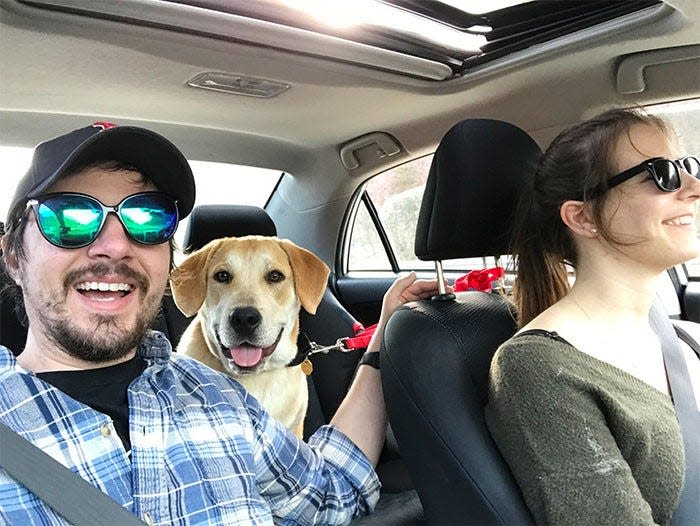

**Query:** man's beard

left=44, top=307, right=157, bottom=363
left=35, top=262, right=163, bottom=363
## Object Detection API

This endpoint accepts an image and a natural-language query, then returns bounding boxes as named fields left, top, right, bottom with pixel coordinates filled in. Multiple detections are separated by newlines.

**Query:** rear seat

left=179, top=206, right=423, bottom=526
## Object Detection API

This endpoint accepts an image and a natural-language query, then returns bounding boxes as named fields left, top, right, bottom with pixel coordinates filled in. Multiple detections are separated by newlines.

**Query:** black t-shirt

left=36, top=355, right=147, bottom=452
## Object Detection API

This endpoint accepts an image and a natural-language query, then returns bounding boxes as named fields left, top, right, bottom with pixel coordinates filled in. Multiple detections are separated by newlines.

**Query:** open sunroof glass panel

left=379, top=0, right=665, bottom=73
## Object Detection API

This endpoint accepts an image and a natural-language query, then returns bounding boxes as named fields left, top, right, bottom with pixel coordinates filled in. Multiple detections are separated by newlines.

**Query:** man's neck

left=18, top=331, right=137, bottom=373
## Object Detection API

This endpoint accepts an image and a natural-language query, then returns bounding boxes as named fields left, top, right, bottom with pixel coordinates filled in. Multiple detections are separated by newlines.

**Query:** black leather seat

left=381, top=119, right=542, bottom=524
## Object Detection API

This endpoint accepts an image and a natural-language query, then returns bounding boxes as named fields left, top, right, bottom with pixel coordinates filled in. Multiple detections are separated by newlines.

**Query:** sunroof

left=366, top=0, right=664, bottom=73
left=22, top=0, right=666, bottom=80
left=170, top=0, right=663, bottom=75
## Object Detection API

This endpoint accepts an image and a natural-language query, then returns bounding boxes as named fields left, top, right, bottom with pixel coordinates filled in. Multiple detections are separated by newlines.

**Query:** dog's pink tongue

left=230, top=345, right=263, bottom=367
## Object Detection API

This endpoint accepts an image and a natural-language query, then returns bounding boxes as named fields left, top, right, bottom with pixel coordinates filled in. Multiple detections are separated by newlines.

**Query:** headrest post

left=435, top=260, right=447, bottom=294
left=432, top=260, right=456, bottom=301
left=493, top=255, right=507, bottom=294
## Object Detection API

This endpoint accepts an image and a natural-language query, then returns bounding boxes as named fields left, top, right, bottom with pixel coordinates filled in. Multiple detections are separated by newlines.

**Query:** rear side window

left=345, top=155, right=501, bottom=274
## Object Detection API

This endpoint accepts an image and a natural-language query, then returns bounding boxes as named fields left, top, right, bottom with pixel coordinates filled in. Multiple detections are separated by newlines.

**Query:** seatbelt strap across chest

left=0, top=421, right=147, bottom=525
left=648, top=301, right=700, bottom=525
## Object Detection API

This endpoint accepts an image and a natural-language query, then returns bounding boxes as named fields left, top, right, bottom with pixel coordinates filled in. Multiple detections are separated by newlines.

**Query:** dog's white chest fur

left=236, top=366, right=309, bottom=432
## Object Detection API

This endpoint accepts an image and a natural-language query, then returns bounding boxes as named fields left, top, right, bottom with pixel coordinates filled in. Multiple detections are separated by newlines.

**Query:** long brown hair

left=511, top=107, right=671, bottom=327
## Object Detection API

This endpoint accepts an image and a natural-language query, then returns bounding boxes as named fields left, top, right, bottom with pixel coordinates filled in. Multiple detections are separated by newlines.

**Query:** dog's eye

left=267, top=270, right=285, bottom=283
left=213, top=270, right=232, bottom=283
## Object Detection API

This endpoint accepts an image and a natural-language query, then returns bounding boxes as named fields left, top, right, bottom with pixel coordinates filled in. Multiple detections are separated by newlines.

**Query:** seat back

left=181, top=204, right=277, bottom=251
left=381, top=119, right=542, bottom=524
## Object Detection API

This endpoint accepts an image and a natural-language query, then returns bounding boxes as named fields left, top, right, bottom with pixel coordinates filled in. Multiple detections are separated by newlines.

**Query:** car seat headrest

left=415, top=119, right=542, bottom=261
left=182, top=204, right=277, bottom=253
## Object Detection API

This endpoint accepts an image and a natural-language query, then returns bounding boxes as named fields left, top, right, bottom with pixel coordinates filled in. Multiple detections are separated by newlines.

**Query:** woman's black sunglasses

left=589, top=155, right=700, bottom=198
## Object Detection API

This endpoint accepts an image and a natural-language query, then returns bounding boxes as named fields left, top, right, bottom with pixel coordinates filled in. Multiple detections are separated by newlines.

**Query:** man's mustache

left=63, top=262, right=149, bottom=292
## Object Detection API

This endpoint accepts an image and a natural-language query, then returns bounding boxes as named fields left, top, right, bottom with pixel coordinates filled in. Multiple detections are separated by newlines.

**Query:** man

left=0, top=122, right=442, bottom=525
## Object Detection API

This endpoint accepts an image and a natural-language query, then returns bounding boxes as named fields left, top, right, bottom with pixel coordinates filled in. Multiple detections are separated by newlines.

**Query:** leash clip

left=308, top=339, right=347, bottom=355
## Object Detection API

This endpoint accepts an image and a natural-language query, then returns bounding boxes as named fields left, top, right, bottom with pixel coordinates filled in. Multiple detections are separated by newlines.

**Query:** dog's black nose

left=229, top=307, right=262, bottom=335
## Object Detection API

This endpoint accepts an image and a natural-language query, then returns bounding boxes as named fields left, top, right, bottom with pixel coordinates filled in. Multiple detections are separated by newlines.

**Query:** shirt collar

left=136, top=330, right=172, bottom=361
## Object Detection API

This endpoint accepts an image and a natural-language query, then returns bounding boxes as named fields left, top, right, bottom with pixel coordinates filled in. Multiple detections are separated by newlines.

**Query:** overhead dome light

left=187, top=72, right=291, bottom=98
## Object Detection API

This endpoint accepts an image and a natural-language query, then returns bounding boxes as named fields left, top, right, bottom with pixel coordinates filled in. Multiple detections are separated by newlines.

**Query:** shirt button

left=143, top=512, right=154, bottom=525
left=100, top=424, right=111, bottom=437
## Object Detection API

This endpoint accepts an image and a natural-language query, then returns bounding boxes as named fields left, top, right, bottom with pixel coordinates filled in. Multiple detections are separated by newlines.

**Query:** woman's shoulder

left=494, top=329, right=576, bottom=366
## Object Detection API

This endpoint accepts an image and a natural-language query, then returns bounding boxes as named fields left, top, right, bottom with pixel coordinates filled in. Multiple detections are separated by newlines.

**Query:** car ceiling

left=0, top=0, right=698, bottom=181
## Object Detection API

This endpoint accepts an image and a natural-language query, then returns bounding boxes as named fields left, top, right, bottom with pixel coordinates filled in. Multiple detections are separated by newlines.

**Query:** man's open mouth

left=75, top=281, right=133, bottom=300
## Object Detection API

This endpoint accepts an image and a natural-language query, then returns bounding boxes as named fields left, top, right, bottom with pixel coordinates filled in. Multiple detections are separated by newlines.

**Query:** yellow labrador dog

left=170, top=236, right=330, bottom=438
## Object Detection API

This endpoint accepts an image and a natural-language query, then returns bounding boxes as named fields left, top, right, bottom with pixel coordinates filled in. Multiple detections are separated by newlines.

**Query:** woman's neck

left=570, top=248, right=664, bottom=322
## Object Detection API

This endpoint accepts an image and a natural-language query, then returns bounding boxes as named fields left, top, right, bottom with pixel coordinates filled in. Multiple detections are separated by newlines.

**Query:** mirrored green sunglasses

left=26, top=192, right=179, bottom=249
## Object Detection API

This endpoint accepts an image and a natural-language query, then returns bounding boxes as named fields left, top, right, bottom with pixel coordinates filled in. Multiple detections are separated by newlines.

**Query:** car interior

left=1, top=0, right=699, bottom=524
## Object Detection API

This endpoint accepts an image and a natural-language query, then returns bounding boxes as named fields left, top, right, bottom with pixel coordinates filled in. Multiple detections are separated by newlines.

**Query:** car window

left=0, top=147, right=281, bottom=259
left=178, top=161, right=281, bottom=255
left=346, top=97, right=700, bottom=277
left=346, top=155, right=500, bottom=274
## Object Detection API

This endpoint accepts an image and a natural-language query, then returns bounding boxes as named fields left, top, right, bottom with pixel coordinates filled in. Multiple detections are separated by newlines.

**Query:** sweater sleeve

left=484, top=337, right=659, bottom=526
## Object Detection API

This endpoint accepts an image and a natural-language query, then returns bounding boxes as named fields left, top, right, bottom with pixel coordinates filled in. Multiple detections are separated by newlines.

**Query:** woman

left=484, top=107, right=700, bottom=525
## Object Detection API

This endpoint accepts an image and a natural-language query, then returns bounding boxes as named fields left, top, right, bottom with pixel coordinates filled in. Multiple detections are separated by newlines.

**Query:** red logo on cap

left=92, top=121, right=117, bottom=130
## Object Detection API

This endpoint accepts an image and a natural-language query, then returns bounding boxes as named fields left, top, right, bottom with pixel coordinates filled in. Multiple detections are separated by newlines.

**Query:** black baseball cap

left=7, top=122, right=196, bottom=226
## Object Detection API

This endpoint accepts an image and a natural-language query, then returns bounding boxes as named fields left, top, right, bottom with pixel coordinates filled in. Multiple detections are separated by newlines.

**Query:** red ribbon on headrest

left=92, top=121, right=117, bottom=130
left=453, top=267, right=504, bottom=292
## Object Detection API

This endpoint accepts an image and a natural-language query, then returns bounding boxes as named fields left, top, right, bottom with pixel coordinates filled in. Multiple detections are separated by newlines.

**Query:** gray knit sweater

left=485, top=330, right=685, bottom=526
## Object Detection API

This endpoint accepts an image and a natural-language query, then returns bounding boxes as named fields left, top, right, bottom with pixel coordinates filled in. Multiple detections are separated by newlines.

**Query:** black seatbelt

left=649, top=301, right=700, bottom=525
left=0, top=421, right=147, bottom=525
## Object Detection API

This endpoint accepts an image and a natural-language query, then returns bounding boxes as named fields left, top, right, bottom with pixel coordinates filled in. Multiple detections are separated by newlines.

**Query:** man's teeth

left=76, top=282, right=132, bottom=292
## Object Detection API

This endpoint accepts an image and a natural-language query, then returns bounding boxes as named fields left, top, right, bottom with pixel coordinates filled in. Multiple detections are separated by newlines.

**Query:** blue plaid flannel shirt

left=0, top=331, right=380, bottom=525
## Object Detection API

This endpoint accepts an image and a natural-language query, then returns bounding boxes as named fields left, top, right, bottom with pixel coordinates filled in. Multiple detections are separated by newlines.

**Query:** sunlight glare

left=277, top=0, right=485, bottom=52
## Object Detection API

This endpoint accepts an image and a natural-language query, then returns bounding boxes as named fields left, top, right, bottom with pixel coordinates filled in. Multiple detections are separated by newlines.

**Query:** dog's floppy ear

left=170, top=239, right=227, bottom=316
left=279, top=239, right=330, bottom=315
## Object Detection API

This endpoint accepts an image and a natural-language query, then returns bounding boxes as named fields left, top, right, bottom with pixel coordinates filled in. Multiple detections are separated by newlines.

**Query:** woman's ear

left=560, top=200, right=598, bottom=238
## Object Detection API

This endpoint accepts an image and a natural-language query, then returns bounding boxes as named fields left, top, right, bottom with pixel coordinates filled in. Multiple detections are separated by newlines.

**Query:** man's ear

left=1, top=237, right=22, bottom=285
left=560, top=200, right=598, bottom=238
